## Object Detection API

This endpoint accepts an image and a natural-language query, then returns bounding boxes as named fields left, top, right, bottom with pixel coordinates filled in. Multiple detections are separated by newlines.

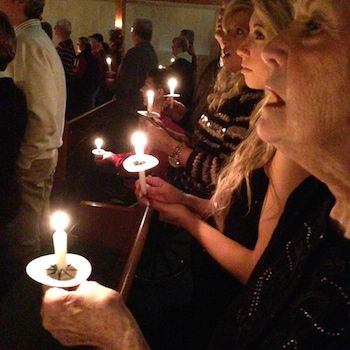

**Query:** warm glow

left=146, top=90, right=155, bottom=113
left=158, top=65, right=165, bottom=69
left=168, top=77, right=178, bottom=95
left=170, top=57, right=175, bottom=63
left=94, top=138, right=103, bottom=150
left=131, top=131, right=147, bottom=156
left=115, top=18, right=123, bottom=28
left=106, top=57, right=112, bottom=65
left=50, top=211, right=70, bottom=232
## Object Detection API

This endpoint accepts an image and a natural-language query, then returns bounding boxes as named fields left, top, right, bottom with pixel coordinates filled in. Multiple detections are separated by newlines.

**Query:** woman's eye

left=254, top=30, right=265, bottom=40
left=305, top=20, right=321, bottom=35
left=236, top=27, right=245, bottom=36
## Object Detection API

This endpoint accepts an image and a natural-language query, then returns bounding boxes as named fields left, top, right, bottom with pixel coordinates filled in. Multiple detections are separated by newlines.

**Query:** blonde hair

left=210, top=0, right=294, bottom=230
left=208, top=0, right=253, bottom=112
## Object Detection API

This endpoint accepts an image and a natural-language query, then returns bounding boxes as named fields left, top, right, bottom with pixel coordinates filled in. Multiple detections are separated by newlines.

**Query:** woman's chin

left=256, top=118, right=281, bottom=145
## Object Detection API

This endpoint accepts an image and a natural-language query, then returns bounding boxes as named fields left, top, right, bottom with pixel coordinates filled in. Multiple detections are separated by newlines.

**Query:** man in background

left=113, top=17, right=158, bottom=107
left=54, top=18, right=76, bottom=118
left=0, top=0, right=66, bottom=279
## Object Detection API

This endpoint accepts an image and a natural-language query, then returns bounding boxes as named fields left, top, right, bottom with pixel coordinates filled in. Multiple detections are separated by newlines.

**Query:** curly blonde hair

left=207, top=0, right=253, bottom=112
left=210, top=0, right=294, bottom=230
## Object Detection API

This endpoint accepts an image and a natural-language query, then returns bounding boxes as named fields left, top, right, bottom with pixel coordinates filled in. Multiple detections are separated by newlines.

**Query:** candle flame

left=106, top=57, right=112, bottom=65
left=131, top=131, right=147, bottom=148
left=168, top=77, right=177, bottom=95
left=51, top=211, right=70, bottom=231
left=94, top=138, right=103, bottom=149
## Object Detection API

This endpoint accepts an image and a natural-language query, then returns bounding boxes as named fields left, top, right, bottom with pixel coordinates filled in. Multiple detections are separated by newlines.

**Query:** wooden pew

left=52, top=98, right=140, bottom=206
left=69, top=201, right=152, bottom=299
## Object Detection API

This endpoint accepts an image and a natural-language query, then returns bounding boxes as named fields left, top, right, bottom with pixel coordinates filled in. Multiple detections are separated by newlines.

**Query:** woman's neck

left=266, top=150, right=310, bottom=208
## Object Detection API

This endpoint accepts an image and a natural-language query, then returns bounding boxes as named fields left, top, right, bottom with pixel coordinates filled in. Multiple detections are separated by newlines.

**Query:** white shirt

left=6, top=19, right=66, bottom=169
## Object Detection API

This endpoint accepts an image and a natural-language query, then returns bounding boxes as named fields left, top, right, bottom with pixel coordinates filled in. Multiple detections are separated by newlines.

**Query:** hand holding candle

left=51, top=211, right=69, bottom=271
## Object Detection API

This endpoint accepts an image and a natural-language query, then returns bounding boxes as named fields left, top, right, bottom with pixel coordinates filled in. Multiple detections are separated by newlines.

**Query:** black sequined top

left=179, top=88, right=263, bottom=198
left=210, top=176, right=350, bottom=349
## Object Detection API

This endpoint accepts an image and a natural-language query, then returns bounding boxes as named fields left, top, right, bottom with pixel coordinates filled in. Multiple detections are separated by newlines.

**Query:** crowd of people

left=1, top=0, right=350, bottom=349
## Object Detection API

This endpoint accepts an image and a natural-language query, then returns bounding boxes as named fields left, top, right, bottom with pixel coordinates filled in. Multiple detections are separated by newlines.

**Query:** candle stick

left=146, top=90, right=155, bottom=115
left=50, top=211, right=70, bottom=271
left=131, top=131, right=148, bottom=194
left=168, top=77, right=178, bottom=108
left=92, top=137, right=105, bottom=160
left=106, top=57, right=112, bottom=72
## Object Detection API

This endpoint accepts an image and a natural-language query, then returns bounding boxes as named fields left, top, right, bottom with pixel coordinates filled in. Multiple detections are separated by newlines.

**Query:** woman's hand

left=135, top=176, right=185, bottom=206
left=152, top=199, right=198, bottom=229
left=41, top=281, right=150, bottom=350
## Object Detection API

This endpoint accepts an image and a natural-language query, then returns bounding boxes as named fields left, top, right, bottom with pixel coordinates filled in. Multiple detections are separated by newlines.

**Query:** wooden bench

left=69, top=201, right=152, bottom=298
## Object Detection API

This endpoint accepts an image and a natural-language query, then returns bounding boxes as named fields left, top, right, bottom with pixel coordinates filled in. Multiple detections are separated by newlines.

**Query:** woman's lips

left=265, top=88, right=286, bottom=108
left=241, top=65, right=252, bottom=73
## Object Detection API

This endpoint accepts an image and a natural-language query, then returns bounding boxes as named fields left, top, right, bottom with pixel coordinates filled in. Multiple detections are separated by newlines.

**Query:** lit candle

left=92, top=138, right=105, bottom=160
left=170, top=57, right=175, bottom=63
left=168, top=77, right=178, bottom=95
left=168, top=77, right=178, bottom=108
left=51, top=211, right=70, bottom=271
left=146, top=90, right=155, bottom=114
left=131, top=131, right=148, bottom=194
left=106, top=57, right=112, bottom=72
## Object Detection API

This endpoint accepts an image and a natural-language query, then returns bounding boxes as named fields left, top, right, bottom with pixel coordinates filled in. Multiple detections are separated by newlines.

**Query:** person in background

left=0, top=0, right=66, bottom=283
left=40, top=21, right=52, bottom=39
left=113, top=17, right=158, bottom=108
left=54, top=18, right=76, bottom=118
left=0, top=10, right=27, bottom=299
left=89, top=33, right=109, bottom=106
left=180, top=29, right=196, bottom=72
left=74, top=36, right=99, bottom=115
left=188, top=0, right=232, bottom=132
left=168, top=35, right=195, bottom=111
left=108, top=27, right=123, bottom=72
left=99, top=68, right=186, bottom=179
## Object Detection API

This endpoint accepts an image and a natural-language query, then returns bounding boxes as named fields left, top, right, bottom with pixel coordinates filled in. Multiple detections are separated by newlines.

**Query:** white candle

left=168, top=77, right=177, bottom=108
left=131, top=131, right=148, bottom=194
left=50, top=211, right=70, bottom=271
left=106, top=57, right=112, bottom=72
left=168, top=77, right=178, bottom=95
left=92, top=138, right=105, bottom=159
left=146, top=90, right=155, bottom=114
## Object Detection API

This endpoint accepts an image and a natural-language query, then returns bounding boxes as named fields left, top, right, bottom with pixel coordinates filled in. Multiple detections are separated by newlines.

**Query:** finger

left=145, top=176, right=165, bottom=187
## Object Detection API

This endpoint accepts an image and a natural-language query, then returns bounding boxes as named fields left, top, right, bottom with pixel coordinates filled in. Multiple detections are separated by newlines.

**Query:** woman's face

left=220, top=9, right=251, bottom=73
left=236, top=12, right=273, bottom=90
left=259, top=0, right=350, bottom=162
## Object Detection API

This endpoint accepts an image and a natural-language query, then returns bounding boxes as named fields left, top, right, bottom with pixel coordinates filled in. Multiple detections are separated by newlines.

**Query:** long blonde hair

left=207, top=0, right=253, bottom=112
left=210, top=0, right=294, bottom=230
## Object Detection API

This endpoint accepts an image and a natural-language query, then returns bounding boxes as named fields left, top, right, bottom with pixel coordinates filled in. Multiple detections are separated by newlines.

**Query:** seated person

left=99, top=68, right=186, bottom=179
left=144, top=1, right=263, bottom=199
left=0, top=11, right=27, bottom=297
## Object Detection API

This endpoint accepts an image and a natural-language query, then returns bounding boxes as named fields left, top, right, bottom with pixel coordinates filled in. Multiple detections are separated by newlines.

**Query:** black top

left=0, top=77, right=27, bottom=224
left=190, top=168, right=268, bottom=349
left=113, top=41, right=158, bottom=101
left=178, top=88, right=262, bottom=198
left=209, top=176, right=350, bottom=349
left=169, top=57, right=195, bottom=109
